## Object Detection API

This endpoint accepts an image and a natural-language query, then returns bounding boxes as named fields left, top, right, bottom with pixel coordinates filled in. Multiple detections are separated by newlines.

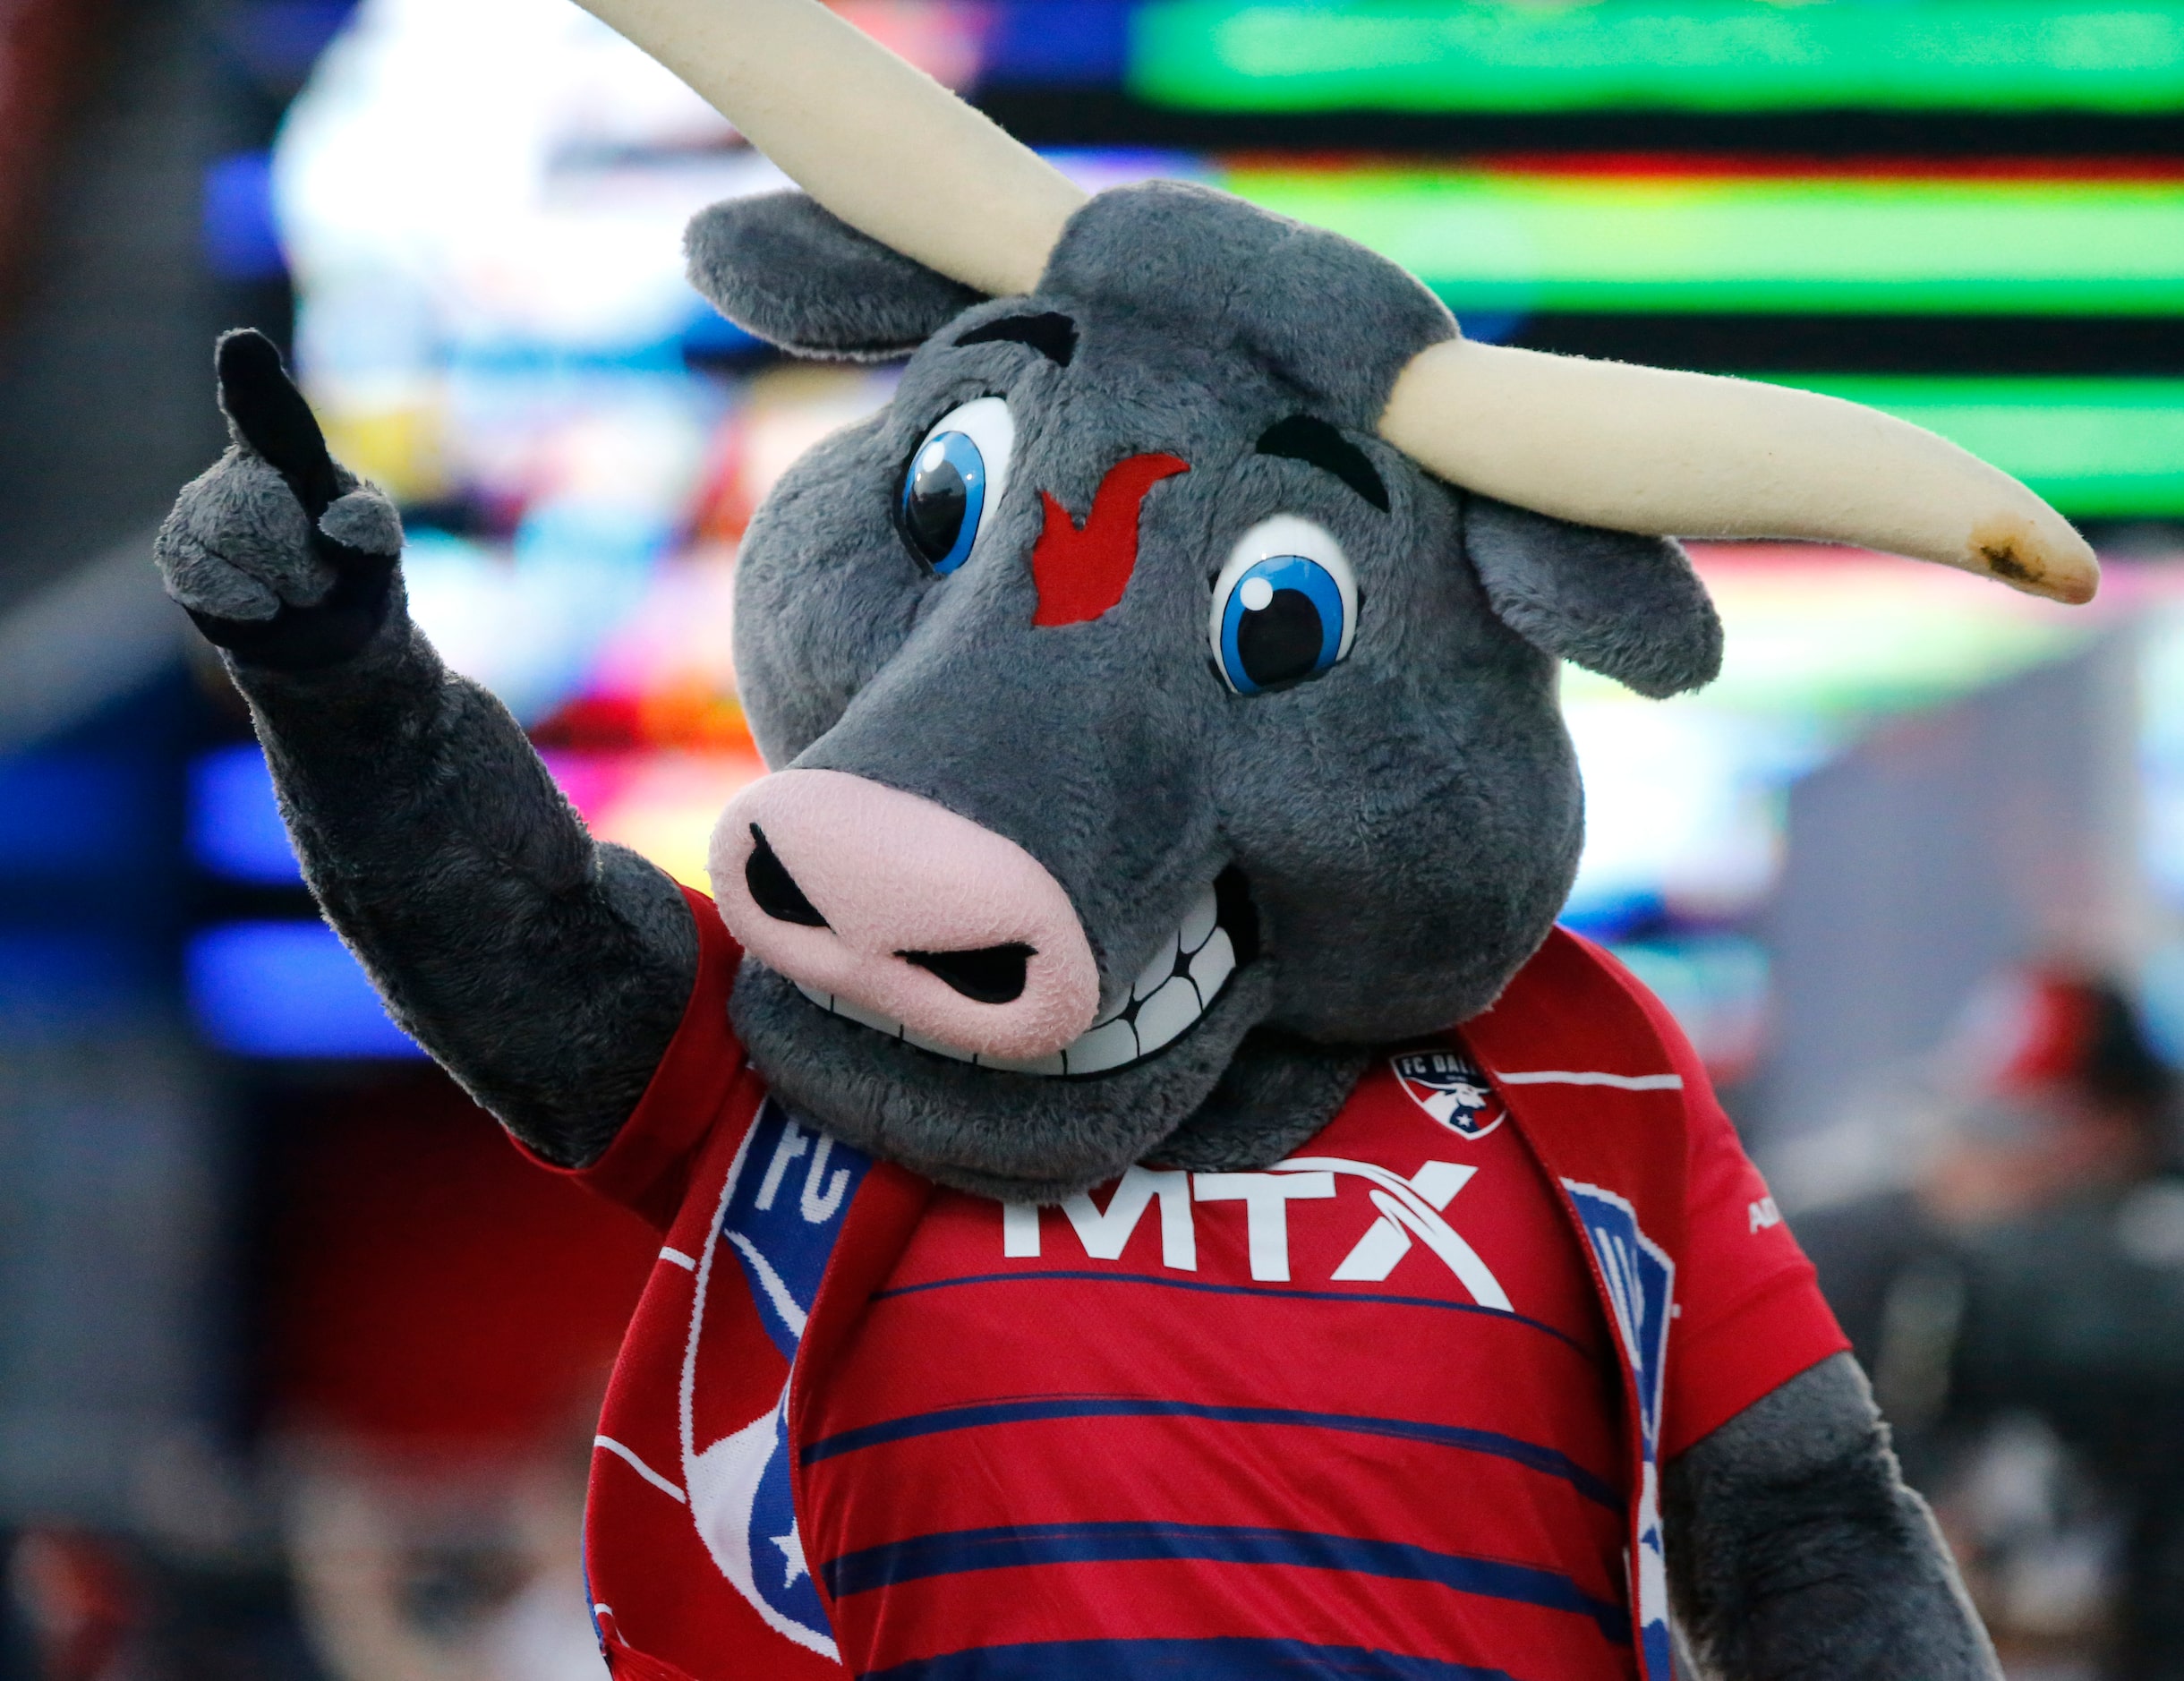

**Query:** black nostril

left=900, top=943, right=1035, bottom=1005
left=745, top=825, right=829, bottom=927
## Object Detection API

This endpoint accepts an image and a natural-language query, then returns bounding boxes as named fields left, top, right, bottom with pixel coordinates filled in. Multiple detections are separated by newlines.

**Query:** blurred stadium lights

left=200, top=150, right=287, bottom=282
left=1224, top=162, right=2184, bottom=316
left=977, top=0, right=1133, bottom=82
left=187, top=742, right=300, bottom=884
left=1762, top=376, right=2184, bottom=517
left=183, top=733, right=764, bottom=1052
left=186, top=920, right=423, bottom=1057
left=1128, top=0, right=2184, bottom=115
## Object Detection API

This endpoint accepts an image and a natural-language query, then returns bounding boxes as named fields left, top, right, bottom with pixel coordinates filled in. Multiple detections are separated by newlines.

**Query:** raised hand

left=153, top=336, right=698, bottom=1170
left=154, top=329, right=405, bottom=670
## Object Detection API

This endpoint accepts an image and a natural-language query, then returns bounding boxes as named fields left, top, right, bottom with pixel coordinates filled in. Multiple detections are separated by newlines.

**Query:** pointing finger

left=215, top=329, right=342, bottom=521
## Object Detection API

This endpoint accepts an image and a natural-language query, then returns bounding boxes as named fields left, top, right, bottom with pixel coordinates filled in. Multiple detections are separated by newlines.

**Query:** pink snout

left=708, top=769, right=1100, bottom=1061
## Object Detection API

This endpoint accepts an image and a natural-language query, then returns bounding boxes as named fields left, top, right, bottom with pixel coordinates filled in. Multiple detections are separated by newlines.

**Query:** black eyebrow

left=1255, top=415, right=1389, bottom=512
left=953, top=311, right=1078, bottom=367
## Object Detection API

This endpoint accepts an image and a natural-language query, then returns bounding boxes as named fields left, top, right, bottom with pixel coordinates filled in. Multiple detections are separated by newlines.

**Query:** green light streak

left=1763, top=376, right=2184, bottom=516
left=1217, top=166, right=2184, bottom=314
left=1133, top=0, right=2184, bottom=115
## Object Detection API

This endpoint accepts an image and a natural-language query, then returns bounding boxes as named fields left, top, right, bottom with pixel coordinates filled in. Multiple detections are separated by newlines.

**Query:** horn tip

left=1967, top=516, right=2100, bottom=606
left=2051, top=570, right=2101, bottom=607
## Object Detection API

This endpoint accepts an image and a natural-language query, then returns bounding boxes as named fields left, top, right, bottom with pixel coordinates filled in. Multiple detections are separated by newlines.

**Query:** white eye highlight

left=1208, top=515, right=1358, bottom=695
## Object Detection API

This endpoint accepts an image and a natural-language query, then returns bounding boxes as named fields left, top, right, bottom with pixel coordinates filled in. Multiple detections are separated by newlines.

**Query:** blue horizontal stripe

left=823, top=1522, right=1628, bottom=1643
left=870, top=1269, right=1587, bottom=1359
left=866, top=1636, right=1522, bottom=1679
left=802, top=1396, right=1619, bottom=1511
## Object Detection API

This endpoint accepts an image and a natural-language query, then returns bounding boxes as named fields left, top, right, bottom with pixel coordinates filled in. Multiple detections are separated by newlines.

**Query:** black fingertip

left=214, top=328, right=342, bottom=520
left=214, top=326, right=281, bottom=384
left=214, top=329, right=290, bottom=444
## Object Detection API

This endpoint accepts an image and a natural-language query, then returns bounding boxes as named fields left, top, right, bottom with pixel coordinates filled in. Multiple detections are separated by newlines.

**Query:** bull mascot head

left=568, top=0, right=2095, bottom=1201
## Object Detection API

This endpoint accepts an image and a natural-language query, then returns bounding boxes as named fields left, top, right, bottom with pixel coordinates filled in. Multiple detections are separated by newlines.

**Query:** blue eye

left=898, top=397, right=1014, bottom=576
left=1209, top=516, right=1357, bottom=695
left=900, top=431, right=984, bottom=574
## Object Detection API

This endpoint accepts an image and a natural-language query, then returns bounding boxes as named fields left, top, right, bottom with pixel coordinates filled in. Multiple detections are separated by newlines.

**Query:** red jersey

left=547, top=892, right=1846, bottom=1681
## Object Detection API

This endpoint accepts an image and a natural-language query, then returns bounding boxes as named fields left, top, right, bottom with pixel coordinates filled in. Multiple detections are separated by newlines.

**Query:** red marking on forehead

left=1030, top=453, right=1190, bottom=627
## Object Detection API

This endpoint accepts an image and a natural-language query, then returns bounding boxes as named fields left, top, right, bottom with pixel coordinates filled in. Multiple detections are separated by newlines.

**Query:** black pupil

left=903, top=450, right=968, bottom=565
left=1237, top=588, right=1326, bottom=690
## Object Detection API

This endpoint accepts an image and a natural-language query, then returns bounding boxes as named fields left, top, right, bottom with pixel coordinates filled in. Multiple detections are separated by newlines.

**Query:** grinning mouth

left=795, top=867, right=1256, bottom=1078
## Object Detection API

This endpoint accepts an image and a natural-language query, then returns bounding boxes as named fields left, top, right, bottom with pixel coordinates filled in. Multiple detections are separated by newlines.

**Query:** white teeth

left=1131, top=929, right=1181, bottom=1001
left=1061, top=1016, right=1141, bottom=1076
left=797, top=980, right=973, bottom=1061
left=792, top=876, right=1241, bottom=1078
left=1189, top=926, right=1236, bottom=1002
left=1131, top=974, right=1203, bottom=1055
left=1179, top=884, right=1219, bottom=955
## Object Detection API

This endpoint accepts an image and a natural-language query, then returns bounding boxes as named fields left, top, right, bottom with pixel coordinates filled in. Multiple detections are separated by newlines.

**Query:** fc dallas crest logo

left=1390, top=1048, right=1505, bottom=1139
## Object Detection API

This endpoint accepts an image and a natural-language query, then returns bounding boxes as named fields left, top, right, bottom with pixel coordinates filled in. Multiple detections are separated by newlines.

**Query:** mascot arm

left=1663, top=1351, right=1999, bottom=1680
left=154, top=332, right=698, bottom=1167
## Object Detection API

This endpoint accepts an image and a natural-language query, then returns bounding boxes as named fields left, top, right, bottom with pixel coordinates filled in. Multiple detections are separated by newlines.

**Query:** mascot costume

left=156, top=0, right=2099, bottom=1673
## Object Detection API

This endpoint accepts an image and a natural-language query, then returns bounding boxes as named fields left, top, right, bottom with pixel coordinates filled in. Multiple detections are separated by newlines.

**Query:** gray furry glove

left=154, top=329, right=700, bottom=1170
left=154, top=329, right=403, bottom=671
left=1667, top=1353, right=2001, bottom=1681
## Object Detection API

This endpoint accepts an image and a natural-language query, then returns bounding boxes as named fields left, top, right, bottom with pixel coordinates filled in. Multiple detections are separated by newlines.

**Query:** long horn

left=1381, top=338, right=2098, bottom=604
left=568, top=0, right=1086, bottom=298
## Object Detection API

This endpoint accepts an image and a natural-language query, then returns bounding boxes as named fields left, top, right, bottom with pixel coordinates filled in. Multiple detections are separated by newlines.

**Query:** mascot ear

left=1464, top=495, right=1723, bottom=699
left=685, top=190, right=987, bottom=359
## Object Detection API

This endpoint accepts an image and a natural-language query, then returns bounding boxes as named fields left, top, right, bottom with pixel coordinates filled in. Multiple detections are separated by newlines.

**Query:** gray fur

left=156, top=445, right=336, bottom=618
left=1042, top=181, right=1458, bottom=428
left=1466, top=497, right=1723, bottom=699
left=1152, top=1028, right=1372, bottom=1172
left=1667, top=1352, right=2000, bottom=1680
left=232, top=602, right=700, bottom=1166
left=686, top=192, right=983, bottom=359
left=318, top=485, right=404, bottom=555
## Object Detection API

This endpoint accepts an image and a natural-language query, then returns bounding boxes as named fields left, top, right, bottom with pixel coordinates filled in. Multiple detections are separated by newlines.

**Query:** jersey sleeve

left=518, top=885, right=753, bottom=1232
left=1639, top=983, right=1850, bottom=1461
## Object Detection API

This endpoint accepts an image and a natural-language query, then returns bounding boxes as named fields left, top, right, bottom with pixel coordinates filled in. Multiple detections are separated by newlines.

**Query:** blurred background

left=1, top=0, right=2182, bottom=1675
